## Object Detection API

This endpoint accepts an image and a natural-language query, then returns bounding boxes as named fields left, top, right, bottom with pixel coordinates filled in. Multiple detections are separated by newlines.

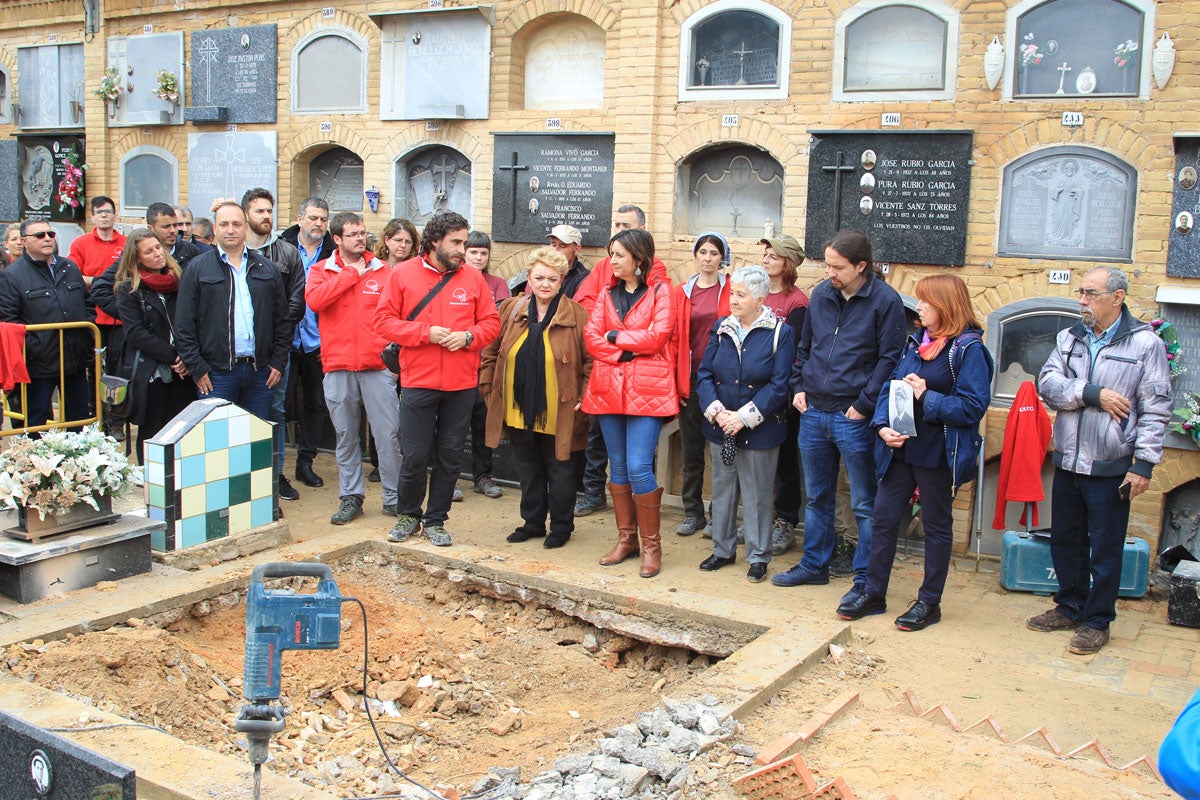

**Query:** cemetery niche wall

left=16, top=43, right=84, bottom=130
left=804, top=130, right=972, bottom=266
left=395, top=145, right=472, bottom=226
left=106, top=32, right=184, bottom=127
left=187, top=131, right=277, bottom=221
left=17, top=134, right=85, bottom=222
left=998, top=146, right=1136, bottom=262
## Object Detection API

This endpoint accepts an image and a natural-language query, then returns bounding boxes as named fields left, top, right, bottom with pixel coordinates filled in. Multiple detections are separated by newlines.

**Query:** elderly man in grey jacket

left=1029, top=266, right=1171, bottom=655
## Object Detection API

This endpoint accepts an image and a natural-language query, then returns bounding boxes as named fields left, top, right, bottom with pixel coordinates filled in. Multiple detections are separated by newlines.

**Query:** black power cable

left=340, top=597, right=505, bottom=800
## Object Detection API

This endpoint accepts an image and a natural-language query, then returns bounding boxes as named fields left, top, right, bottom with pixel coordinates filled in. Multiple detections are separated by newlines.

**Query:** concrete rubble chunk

left=666, top=764, right=692, bottom=792
left=663, top=700, right=700, bottom=729
left=554, top=755, right=592, bottom=776
left=591, top=754, right=622, bottom=778
left=617, top=763, right=650, bottom=797
left=730, top=743, right=757, bottom=758
left=663, top=727, right=697, bottom=754
left=697, top=712, right=721, bottom=736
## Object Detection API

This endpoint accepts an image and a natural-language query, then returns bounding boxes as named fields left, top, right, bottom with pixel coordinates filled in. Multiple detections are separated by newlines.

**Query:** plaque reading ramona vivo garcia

left=490, top=133, right=615, bottom=248
left=805, top=130, right=973, bottom=267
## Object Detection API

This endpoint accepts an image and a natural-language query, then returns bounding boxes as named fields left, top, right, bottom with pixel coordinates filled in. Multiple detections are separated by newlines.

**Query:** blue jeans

left=270, top=358, right=292, bottom=476
left=797, top=408, right=878, bottom=581
left=1049, top=468, right=1130, bottom=631
left=597, top=414, right=662, bottom=495
left=204, top=362, right=273, bottom=422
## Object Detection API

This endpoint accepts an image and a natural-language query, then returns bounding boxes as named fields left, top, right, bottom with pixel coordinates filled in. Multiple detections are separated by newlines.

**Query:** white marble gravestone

left=524, top=20, right=605, bottom=110
left=375, top=7, right=492, bottom=120
left=187, top=132, right=277, bottom=217
left=107, top=32, right=184, bottom=126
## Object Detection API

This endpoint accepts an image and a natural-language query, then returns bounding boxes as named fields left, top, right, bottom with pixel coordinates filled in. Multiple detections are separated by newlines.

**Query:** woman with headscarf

left=114, top=228, right=196, bottom=463
left=837, top=274, right=993, bottom=631
left=695, top=266, right=795, bottom=583
left=582, top=228, right=677, bottom=578
left=480, top=247, right=590, bottom=548
left=672, top=231, right=731, bottom=536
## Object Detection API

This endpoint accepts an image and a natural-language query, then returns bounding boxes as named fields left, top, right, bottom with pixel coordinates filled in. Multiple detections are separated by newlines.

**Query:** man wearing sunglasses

left=0, top=220, right=95, bottom=430
left=1031, top=267, right=1172, bottom=655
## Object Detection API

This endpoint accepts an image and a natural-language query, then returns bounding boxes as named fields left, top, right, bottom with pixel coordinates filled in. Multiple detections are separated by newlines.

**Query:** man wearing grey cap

left=546, top=224, right=591, bottom=299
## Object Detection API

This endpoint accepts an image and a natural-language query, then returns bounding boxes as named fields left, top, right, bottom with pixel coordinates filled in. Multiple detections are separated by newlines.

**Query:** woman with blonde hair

left=837, top=274, right=993, bottom=631
left=480, top=247, right=591, bottom=548
left=114, top=228, right=195, bottom=462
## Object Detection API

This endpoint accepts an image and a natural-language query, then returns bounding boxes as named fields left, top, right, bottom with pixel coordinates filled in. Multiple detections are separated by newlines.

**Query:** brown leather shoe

left=1067, top=626, right=1109, bottom=655
left=1026, top=608, right=1079, bottom=632
left=634, top=487, right=664, bottom=578
left=599, top=483, right=639, bottom=566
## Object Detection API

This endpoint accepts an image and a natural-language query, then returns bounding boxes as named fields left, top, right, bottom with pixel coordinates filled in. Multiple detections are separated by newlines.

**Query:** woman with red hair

left=837, top=274, right=993, bottom=631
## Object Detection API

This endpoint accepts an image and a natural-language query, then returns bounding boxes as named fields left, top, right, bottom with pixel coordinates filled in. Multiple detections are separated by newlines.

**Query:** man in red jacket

left=68, top=195, right=126, bottom=438
left=375, top=212, right=500, bottom=546
left=305, top=212, right=400, bottom=527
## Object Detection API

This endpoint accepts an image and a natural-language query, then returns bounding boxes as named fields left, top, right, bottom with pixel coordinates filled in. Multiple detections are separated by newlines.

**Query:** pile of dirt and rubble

left=4, top=553, right=720, bottom=797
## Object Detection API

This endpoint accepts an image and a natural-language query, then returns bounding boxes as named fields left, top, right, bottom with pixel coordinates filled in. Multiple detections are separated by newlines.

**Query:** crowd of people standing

left=1, top=194, right=1170, bottom=653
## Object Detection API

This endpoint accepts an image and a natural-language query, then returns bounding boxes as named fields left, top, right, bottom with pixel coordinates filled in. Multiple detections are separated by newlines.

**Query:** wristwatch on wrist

left=464, top=330, right=474, bottom=347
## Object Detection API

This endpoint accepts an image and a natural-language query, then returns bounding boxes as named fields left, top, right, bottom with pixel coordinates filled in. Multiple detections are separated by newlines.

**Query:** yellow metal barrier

left=0, top=321, right=104, bottom=437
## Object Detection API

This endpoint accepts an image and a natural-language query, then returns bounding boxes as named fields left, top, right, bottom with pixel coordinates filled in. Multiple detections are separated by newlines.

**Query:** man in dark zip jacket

left=773, top=229, right=905, bottom=603
left=174, top=202, right=291, bottom=422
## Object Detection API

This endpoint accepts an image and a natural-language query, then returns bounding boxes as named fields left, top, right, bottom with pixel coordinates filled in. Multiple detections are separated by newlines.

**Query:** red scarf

left=138, top=268, right=179, bottom=294
left=917, top=329, right=948, bottom=361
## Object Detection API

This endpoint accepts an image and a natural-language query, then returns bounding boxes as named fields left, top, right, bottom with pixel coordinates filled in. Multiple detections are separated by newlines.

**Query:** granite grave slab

left=1167, top=136, right=1200, bottom=278
left=0, top=709, right=137, bottom=798
left=0, top=141, right=18, bottom=222
left=186, top=25, right=277, bottom=125
left=490, top=133, right=615, bottom=247
left=805, top=130, right=972, bottom=266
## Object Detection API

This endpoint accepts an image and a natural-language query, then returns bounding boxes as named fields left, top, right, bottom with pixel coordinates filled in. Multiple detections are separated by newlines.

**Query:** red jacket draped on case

left=992, top=380, right=1052, bottom=530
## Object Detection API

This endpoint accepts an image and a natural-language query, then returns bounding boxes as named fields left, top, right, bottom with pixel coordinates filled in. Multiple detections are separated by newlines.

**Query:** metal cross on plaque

left=497, top=151, right=529, bottom=224
left=821, top=150, right=856, bottom=232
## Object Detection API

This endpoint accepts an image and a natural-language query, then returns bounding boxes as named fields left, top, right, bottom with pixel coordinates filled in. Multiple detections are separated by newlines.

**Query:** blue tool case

left=1000, top=530, right=1150, bottom=598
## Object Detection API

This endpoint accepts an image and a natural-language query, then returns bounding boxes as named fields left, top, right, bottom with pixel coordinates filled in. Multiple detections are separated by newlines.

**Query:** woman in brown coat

left=480, top=247, right=591, bottom=548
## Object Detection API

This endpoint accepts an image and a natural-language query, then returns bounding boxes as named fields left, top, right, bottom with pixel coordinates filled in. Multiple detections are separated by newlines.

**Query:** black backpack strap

left=407, top=269, right=458, bottom=322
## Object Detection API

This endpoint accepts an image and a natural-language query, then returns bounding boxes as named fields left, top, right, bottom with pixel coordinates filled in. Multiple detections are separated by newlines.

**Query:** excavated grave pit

left=4, top=549, right=762, bottom=798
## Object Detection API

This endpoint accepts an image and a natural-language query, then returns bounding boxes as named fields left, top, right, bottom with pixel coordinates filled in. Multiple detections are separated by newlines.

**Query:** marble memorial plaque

left=805, top=131, right=972, bottom=266
left=0, top=141, right=18, bottom=222
left=122, top=153, right=174, bottom=210
left=999, top=146, right=1136, bottom=262
left=1167, top=138, right=1200, bottom=278
left=525, top=21, right=605, bottom=110
left=491, top=133, right=615, bottom=247
left=17, top=134, right=85, bottom=222
left=187, top=25, right=277, bottom=124
left=378, top=9, right=491, bottom=120
left=0, top=710, right=136, bottom=799
left=187, top=132, right=277, bottom=218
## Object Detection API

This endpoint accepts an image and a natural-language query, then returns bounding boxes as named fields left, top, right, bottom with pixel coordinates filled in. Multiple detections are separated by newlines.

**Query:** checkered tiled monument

left=144, top=398, right=277, bottom=551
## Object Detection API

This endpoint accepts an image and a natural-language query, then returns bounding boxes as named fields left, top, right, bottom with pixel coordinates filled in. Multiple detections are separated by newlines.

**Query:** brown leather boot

left=599, top=483, right=639, bottom=566
left=634, top=487, right=664, bottom=578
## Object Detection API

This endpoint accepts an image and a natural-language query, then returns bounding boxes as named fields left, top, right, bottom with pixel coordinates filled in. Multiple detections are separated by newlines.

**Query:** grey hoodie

left=1037, top=307, right=1172, bottom=478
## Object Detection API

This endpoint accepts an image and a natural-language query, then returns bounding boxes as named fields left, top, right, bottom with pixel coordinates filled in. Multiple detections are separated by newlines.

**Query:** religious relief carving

left=682, top=148, right=783, bottom=237
left=310, top=147, right=364, bottom=212
left=398, top=147, right=472, bottom=225
left=999, top=147, right=1136, bottom=261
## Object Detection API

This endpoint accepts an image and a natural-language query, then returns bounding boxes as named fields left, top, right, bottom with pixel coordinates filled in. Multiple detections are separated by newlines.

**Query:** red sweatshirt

left=68, top=228, right=126, bottom=326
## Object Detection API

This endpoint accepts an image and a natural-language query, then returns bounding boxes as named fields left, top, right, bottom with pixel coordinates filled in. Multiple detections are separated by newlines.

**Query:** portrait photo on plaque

left=889, top=380, right=917, bottom=437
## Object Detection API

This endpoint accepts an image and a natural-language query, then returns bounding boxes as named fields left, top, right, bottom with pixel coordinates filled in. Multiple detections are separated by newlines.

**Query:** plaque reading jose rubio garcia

left=490, top=133, right=615, bottom=247
left=805, top=131, right=973, bottom=267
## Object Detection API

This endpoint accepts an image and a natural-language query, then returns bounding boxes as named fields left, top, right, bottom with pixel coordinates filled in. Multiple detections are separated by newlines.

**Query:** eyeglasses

left=1075, top=288, right=1117, bottom=299
left=92, top=209, right=115, bottom=216
left=25, top=230, right=56, bottom=240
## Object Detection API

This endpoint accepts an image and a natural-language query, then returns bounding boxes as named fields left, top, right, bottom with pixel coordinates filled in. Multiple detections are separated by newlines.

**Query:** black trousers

left=288, top=349, right=329, bottom=463
left=576, top=414, right=609, bottom=496
left=774, top=406, right=804, bottom=525
left=865, top=460, right=954, bottom=604
left=397, top=387, right=474, bottom=526
left=508, top=426, right=576, bottom=537
left=470, top=389, right=494, bottom=481
left=678, top=385, right=708, bottom=520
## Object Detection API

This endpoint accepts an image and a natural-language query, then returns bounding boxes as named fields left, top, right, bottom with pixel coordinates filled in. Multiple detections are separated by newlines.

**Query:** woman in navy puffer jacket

left=695, top=266, right=795, bottom=584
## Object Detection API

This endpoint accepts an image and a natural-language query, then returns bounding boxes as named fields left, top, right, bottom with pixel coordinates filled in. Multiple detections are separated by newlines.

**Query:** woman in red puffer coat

left=582, top=228, right=677, bottom=578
